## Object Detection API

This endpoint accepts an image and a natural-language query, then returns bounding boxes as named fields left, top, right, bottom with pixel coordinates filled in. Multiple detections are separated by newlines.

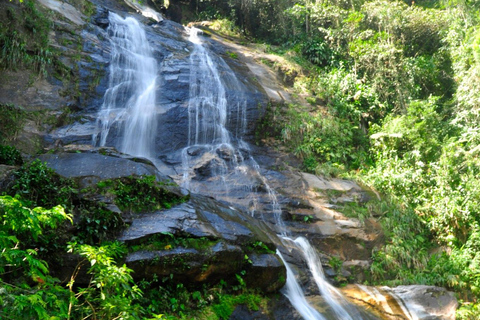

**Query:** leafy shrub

left=96, top=175, right=185, bottom=213
left=0, top=195, right=73, bottom=319
left=281, top=105, right=369, bottom=169
left=74, top=201, right=124, bottom=244
left=0, top=144, right=23, bottom=165
left=68, top=242, right=146, bottom=320
left=301, top=38, right=335, bottom=66
left=12, top=159, right=75, bottom=208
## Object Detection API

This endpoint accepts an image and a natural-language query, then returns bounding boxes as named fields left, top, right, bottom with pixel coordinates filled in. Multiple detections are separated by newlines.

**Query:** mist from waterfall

left=93, top=12, right=158, bottom=160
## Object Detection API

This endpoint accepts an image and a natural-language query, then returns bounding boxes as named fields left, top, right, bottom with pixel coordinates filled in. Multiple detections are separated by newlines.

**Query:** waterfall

left=93, top=17, right=374, bottom=319
left=187, top=28, right=230, bottom=146
left=277, top=250, right=327, bottom=320
left=93, top=12, right=158, bottom=160
left=288, top=237, right=367, bottom=320
left=183, top=27, right=371, bottom=320
left=181, top=28, right=253, bottom=198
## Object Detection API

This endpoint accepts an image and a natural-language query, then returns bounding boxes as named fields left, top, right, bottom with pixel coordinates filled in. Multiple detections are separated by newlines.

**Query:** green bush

left=0, top=144, right=23, bottom=165
left=96, top=175, right=185, bottom=213
left=281, top=104, right=369, bottom=170
left=12, top=159, right=75, bottom=208
left=0, top=195, right=73, bottom=319
left=301, top=38, right=335, bottom=66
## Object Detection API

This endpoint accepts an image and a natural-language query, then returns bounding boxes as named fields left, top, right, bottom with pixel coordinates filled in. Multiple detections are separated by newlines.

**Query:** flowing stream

left=95, top=14, right=375, bottom=319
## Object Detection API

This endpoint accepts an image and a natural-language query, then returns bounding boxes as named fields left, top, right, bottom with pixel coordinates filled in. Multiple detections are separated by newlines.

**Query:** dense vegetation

left=174, top=0, right=480, bottom=317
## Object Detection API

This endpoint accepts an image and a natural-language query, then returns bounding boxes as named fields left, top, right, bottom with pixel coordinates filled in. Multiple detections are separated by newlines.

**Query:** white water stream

left=93, top=12, right=158, bottom=160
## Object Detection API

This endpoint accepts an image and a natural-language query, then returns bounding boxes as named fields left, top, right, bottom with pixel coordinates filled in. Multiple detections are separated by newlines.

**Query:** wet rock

left=118, top=203, right=216, bottom=243
left=216, top=145, right=235, bottom=161
left=229, top=305, right=269, bottom=320
left=38, top=152, right=171, bottom=188
left=268, top=294, right=304, bottom=320
left=120, top=193, right=285, bottom=290
left=126, top=242, right=245, bottom=284
left=244, top=253, right=286, bottom=293
left=341, top=284, right=458, bottom=320
left=120, top=193, right=277, bottom=248
left=390, top=286, right=457, bottom=320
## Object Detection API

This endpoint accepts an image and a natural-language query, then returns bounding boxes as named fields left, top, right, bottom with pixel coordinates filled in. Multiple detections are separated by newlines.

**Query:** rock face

left=119, top=193, right=286, bottom=292
left=341, top=284, right=458, bottom=320
left=38, top=151, right=167, bottom=188
left=45, top=1, right=267, bottom=156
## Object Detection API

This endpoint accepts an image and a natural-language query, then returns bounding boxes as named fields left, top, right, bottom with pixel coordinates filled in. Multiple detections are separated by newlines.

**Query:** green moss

left=95, top=175, right=187, bottom=213
left=0, top=144, right=23, bottom=166
left=130, top=234, right=218, bottom=253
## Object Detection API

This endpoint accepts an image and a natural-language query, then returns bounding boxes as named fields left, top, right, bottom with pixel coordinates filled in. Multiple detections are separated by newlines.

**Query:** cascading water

left=287, top=237, right=369, bottom=319
left=93, top=14, right=376, bottom=318
left=277, top=250, right=326, bottom=320
left=181, top=27, right=261, bottom=213
left=93, top=12, right=158, bottom=160
left=187, top=28, right=230, bottom=146
left=182, top=27, right=373, bottom=319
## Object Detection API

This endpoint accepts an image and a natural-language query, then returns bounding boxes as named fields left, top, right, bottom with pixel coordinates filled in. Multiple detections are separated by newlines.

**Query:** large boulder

left=126, top=242, right=245, bottom=284
left=119, top=193, right=286, bottom=291
left=38, top=151, right=173, bottom=188
left=341, top=284, right=458, bottom=320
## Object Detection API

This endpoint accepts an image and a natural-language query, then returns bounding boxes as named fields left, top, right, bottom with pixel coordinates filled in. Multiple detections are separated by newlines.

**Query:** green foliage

left=329, top=256, right=343, bottom=273
left=68, top=242, right=146, bottom=320
left=0, top=144, right=23, bottom=165
left=281, top=104, right=369, bottom=170
left=0, top=195, right=73, bottom=319
left=96, top=175, right=186, bottom=213
left=0, top=195, right=72, bottom=275
left=0, top=104, right=26, bottom=144
left=210, top=291, right=263, bottom=319
left=246, top=241, right=275, bottom=254
left=225, top=50, right=238, bottom=59
left=12, top=159, right=75, bottom=208
left=130, top=233, right=218, bottom=252
left=74, top=201, right=124, bottom=244
left=0, top=0, right=53, bottom=75
left=137, top=273, right=268, bottom=320
left=301, top=38, right=336, bottom=66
